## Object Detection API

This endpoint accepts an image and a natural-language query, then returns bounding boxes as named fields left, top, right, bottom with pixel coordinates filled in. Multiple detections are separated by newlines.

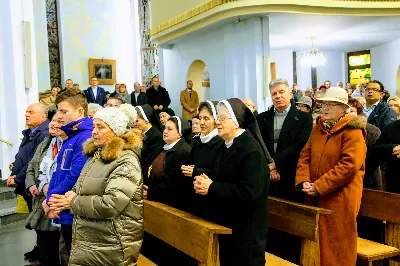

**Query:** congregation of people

left=6, top=74, right=400, bottom=266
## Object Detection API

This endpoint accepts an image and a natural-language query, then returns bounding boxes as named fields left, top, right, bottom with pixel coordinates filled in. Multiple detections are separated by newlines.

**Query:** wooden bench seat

left=357, top=237, right=400, bottom=262
left=138, top=254, right=157, bottom=266
left=265, top=252, right=298, bottom=266
left=358, top=189, right=400, bottom=265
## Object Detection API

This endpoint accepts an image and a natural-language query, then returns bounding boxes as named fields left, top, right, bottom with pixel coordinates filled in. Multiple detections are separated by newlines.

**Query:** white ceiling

left=268, top=13, right=400, bottom=52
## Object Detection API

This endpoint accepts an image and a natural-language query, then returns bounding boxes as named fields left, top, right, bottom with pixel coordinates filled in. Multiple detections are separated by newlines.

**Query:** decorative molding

left=333, top=0, right=400, bottom=1
left=150, top=0, right=238, bottom=36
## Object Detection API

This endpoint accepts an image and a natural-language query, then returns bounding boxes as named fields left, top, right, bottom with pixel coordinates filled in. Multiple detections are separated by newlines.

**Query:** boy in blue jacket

left=44, top=88, right=93, bottom=265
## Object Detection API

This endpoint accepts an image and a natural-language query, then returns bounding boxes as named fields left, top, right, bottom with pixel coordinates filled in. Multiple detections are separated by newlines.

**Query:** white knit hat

left=119, top=103, right=137, bottom=127
left=93, top=107, right=129, bottom=136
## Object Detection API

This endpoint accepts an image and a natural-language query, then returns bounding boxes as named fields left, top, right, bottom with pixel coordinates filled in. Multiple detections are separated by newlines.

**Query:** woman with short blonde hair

left=387, top=96, right=400, bottom=119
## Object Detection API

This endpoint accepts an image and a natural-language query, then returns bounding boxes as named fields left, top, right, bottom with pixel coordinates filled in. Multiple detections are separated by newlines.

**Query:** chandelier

left=301, top=37, right=325, bottom=67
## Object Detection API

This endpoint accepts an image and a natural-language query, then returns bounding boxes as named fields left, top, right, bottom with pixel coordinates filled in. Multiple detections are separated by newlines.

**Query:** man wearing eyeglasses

left=364, top=80, right=396, bottom=130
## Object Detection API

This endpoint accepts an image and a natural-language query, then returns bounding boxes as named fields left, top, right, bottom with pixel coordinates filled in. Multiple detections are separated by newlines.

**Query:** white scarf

left=200, top=128, right=218, bottom=144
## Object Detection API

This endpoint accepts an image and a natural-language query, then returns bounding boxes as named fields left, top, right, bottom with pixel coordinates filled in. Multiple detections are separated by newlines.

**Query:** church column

left=0, top=0, right=39, bottom=179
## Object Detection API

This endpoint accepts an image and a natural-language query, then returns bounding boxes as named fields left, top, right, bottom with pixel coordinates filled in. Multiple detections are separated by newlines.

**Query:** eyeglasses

left=216, top=116, right=232, bottom=123
left=365, top=87, right=382, bottom=93
left=321, top=103, right=342, bottom=108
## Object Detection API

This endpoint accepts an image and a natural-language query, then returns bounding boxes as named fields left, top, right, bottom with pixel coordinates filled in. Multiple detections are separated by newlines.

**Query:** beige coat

left=180, top=89, right=199, bottom=120
left=296, top=115, right=367, bottom=266
left=69, top=129, right=144, bottom=266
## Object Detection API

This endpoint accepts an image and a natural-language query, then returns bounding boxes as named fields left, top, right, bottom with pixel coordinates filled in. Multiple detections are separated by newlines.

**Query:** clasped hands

left=269, top=161, right=280, bottom=182
left=302, top=181, right=318, bottom=197
left=42, top=191, right=77, bottom=218
left=193, top=174, right=212, bottom=195
left=393, top=145, right=400, bottom=158
left=181, top=165, right=194, bottom=177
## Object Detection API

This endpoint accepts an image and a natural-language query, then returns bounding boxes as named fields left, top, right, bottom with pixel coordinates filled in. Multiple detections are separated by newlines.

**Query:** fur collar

left=83, top=129, right=143, bottom=162
left=317, top=115, right=367, bottom=133
left=347, top=115, right=367, bottom=129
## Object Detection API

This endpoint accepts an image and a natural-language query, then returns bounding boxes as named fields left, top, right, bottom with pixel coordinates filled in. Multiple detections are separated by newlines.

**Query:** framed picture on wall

left=347, top=50, right=371, bottom=85
left=88, top=58, right=116, bottom=85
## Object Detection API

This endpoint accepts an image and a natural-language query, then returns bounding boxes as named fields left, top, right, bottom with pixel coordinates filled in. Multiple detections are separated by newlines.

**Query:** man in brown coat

left=180, top=80, right=199, bottom=120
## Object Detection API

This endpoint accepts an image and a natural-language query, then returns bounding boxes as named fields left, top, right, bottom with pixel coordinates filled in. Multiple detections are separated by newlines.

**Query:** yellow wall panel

left=150, top=0, right=210, bottom=28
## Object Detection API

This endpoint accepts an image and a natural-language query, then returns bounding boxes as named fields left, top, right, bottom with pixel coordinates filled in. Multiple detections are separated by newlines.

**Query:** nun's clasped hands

left=194, top=174, right=212, bottom=195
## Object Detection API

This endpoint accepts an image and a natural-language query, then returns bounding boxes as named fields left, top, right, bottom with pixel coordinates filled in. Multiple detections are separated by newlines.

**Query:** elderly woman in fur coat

left=49, top=107, right=144, bottom=266
left=296, top=87, right=367, bottom=266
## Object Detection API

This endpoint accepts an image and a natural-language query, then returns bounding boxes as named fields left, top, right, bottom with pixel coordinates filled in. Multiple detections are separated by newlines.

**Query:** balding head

left=242, top=98, right=256, bottom=113
left=25, top=103, right=48, bottom=129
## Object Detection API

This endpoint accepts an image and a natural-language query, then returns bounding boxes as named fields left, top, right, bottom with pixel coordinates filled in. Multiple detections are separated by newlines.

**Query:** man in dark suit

left=146, top=77, right=171, bottom=113
left=131, top=82, right=148, bottom=106
left=84, top=76, right=108, bottom=107
left=256, top=78, right=312, bottom=264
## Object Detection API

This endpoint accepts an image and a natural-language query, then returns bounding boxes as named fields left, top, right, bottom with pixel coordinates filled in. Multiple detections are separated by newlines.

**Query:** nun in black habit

left=194, top=98, right=272, bottom=266
left=142, top=116, right=196, bottom=266
left=134, top=104, right=165, bottom=183
left=181, top=101, right=224, bottom=218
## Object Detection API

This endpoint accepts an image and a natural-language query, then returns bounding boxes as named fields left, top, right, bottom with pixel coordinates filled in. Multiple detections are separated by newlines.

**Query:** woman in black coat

left=181, top=101, right=223, bottom=218
left=142, top=116, right=194, bottom=266
left=194, top=98, right=272, bottom=266
left=134, top=104, right=165, bottom=182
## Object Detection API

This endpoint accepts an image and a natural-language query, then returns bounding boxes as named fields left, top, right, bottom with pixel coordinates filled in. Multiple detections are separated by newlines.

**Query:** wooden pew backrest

left=358, top=189, right=400, bottom=264
left=268, top=197, right=331, bottom=266
left=144, top=200, right=232, bottom=266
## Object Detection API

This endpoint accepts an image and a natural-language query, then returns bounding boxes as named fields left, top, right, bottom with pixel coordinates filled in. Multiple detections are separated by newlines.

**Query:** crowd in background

left=6, top=75, right=400, bottom=266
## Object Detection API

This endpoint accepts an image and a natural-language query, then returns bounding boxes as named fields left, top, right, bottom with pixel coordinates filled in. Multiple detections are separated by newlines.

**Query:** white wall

left=371, top=38, right=400, bottom=96
left=159, top=17, right=272, bottom=116
left=58, top=0, right=141, bottom=92
left=33, top=0, right=50, bottom=92
left=270, top=50, right=294, bottom=86
left=0, top=0, right=39, bottom=179
left=316, top=52, right=346, bottom=87
left=295, top=51, right=346, bottom=90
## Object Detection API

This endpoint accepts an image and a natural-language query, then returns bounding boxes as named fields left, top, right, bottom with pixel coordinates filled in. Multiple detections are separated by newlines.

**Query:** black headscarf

left=161, top=108, right=175, bottom=117
left=135, top=104, right=163, bottom=132
left=219, top=98, right=273, bottom=163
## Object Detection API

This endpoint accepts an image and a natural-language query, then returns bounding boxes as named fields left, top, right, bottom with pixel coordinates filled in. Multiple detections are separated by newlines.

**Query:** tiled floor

left=0, top=221, right=36, bottom=266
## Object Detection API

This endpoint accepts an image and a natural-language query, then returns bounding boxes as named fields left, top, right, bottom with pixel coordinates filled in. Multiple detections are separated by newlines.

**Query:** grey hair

left=88, top=103, right=103, bottom=114
left=269, top=78, right=289, bottom=90
left=216, top=102, right=228, bottom=113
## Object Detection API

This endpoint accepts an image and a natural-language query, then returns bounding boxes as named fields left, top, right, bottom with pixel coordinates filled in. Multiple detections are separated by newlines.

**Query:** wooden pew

left=268, top=196, right=332, bottom=266
left=143, top=200, right=232, bottom=266
left=358, top=189, right=400, bottom=266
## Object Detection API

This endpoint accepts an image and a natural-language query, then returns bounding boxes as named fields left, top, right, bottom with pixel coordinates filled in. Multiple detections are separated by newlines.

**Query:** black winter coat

left=256, top=106, right=312, bottom=202
left=12, top=120, right=50, bottom=194
left=146, top=86, right=171, bottom=109
left=372, top=120, right=400, bottom=193
left=206, top=131, right=269, bottom=265
left=188, top=135, right=223, bottom=218
left=147, top=138, right=192, bottom=210
left=141, top=126, right=164, bottom=183
left=131, top=92, right=148, bottom=106
left=368, top=101, right=397, bottom=130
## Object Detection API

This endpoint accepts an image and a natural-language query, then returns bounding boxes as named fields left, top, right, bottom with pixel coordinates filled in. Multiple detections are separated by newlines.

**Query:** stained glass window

left=46, top=0, right=61, bottom=88
left=139, top=0, right=159, bottom=88
left=347, top=50, right=371, bottom=85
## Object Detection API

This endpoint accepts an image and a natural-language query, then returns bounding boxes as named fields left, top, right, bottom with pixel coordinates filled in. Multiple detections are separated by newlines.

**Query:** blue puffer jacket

left=46, top=117, right=93, bottom=225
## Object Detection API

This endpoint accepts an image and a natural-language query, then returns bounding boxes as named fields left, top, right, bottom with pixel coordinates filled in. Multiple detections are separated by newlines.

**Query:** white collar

left=163, top=140, right=180, bottom=150
left=225, top=129, right=245, bottom=148
left=200, top=128, right=218, bottom=144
